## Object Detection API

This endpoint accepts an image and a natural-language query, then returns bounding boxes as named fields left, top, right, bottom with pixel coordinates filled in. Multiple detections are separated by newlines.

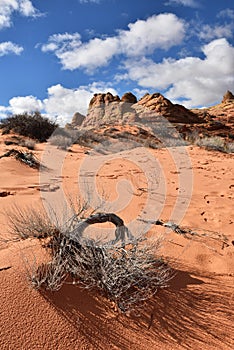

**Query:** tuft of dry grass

left=5, top=204, right=172, bottom=313
left=49, top=134, right=73, bottom=150
left=185, top=132, right=234, bottom=153
left=20, top=138, right=36, bottom=150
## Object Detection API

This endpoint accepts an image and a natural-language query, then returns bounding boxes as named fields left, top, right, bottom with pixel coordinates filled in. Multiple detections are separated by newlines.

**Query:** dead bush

left=20, top=138, right=36, bottom=150
left=0, top=149, right=41, bottom=169
left=195, top=136, right=226, bottom=152
left=49, top=134, right=73, bottom=150
left=0, top=112, right=57, bottom=142
left=7, top=206, right=172, bottom=313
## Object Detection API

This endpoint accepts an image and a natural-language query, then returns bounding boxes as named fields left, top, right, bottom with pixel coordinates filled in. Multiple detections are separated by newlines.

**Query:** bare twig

left=138, top=218, right=229, bottom=248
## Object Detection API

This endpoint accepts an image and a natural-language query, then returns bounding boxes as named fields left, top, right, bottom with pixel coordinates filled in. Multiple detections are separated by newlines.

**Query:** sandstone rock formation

left=71, top=112, right=85, bottom=126
left=121, top=92, right=137, bottom=104
left=81, top=91, right=203, bottom=128
left=136, top=93, right=202, bottom=124
left=222, top=90, right=234, bottom=103
left=89, top=92, right=120, bottom=108
left=70, top=90, right=233, bottom=142
left=65, top=111, right=85, bottom=129
left=82, top=92, right=137, bottom=127
left=198, top=90, right=234, bottom=124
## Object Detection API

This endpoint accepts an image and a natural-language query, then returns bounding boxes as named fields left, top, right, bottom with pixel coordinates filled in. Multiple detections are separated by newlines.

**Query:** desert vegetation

left=0, top=112, right=58, bottom=142
left=6, top=205, right=172, bottom=313
left=193, top=135, right=234, bottom=153
left=0, top=149, right=41, bottom=169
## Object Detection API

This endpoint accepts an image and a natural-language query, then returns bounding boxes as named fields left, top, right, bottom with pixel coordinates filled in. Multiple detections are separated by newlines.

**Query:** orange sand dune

left=0, top=136, right=233, bottom=349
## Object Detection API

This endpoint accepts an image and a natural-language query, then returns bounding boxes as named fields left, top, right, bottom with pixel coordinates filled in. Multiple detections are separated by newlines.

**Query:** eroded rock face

left=136, top=93, right=202, bottom=124
left=63, top=90, right=233, bottom=141
left=222, top=90, right=234, bottom=103
left=83, top=91, right=204, bottom=127
left=71, top=112, right=85, bottom=126
left=204, top=91, right=234, bottom=123
left=89, top=92, right=120, bottom=108
left=82, top=92, right=137, bottom=127
left=69, top=89, right=234, bottom=129
left=121, top=92, right=137, bottom=104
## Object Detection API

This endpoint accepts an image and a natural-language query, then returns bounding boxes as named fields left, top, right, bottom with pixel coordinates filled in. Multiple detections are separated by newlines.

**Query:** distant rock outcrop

left=71, top=112, right=85, bottom=126
left=82, top=92, right=137, bottom=127
left=121, top=92, right=137, bottom=104
left=222, top=90, right=234, bottom=103
left=65, top=111, right=85, bottom=129
left=70, top=91, right=233, bottom=139
left=201, top=90, right=234, bottom=124
left=136, top=93, right=202, bottom=124
left=80, top=91, right=203, bottom=128
left=89, top=92, right=120, bottom=108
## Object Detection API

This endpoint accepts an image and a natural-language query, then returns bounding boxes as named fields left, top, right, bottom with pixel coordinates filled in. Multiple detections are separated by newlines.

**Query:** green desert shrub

left=0, top=112, right=58, bottom=142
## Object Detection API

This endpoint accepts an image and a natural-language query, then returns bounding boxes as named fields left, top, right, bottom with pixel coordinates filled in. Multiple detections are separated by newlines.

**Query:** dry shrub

left=6, top=205, right=57, bottom=240
left=196, top=136, right=226, bottom=151
left=49, top=134, right=73, bottom=150
left=0, top=149, right=42, bottom=169
left=187, top=133, right=234, bottom=153
left=0, top=112, right=57, bottom=142
left=6, top=205, right=172, bottom=313
left=226, top=141, right=234, bottom=153
left=20, top=138, right=36, bottom=150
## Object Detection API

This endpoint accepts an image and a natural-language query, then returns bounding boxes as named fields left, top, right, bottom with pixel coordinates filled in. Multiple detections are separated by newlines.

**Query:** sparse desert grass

left=6, top=205, right=57, bottom=240
left=6, top=204, right=172, bottom=313
left=48, top=128, right=101, bottom=149
left=20, top=138, right=36, bottom=150
left=226, top=141, right=234, bottom=153
left=186, top=132, right=234, bottom=153
left=49, top=134, right=73, bottom=150
left=198, top=136, right=234, bottom=153
left=196, top=136, right=227, bottom=152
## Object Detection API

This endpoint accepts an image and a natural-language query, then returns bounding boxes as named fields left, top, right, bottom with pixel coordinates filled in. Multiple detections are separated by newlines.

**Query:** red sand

left=0, top=137, right=233, bottom=349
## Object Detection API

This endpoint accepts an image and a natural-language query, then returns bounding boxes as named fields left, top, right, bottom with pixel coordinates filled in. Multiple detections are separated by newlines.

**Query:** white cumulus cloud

left=0, top=0, right=40, bottom=30
left=123, top=38, right=234, bottom=107
left=44, top=82, right=117, bottom=125
left=58, top=37, right=119, bottom=72
left=0, top=105, right=9, bottom=119
left=218, top=8, right=234, bottom=20
left=0, top=41, right=23, bottom=56
left=0, top=82, right=118, bottom=125
left=198, top=23, right=234, bottom=41
left=118, top=13, right=185, bottom=56
left=9, top=95, right=43, bottom=114
left=40, top=13, right=186, bottom=72
left=41, top=32, right=82, bottom=52
left=19, top=0, right=37, bottom=16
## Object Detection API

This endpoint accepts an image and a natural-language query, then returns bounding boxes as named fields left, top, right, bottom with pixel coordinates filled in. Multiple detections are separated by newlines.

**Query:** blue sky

left=0, top=0, right=233, bottom=125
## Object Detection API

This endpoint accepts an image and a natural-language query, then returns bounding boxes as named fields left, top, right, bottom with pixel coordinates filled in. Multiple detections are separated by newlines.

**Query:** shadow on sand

left=40, top=268, right=234, bottom=349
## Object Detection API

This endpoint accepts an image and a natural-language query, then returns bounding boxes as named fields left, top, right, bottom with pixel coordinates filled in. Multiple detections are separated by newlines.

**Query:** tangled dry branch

left=31, top=213, right=172, bottom=312
left=6, top=207, right=172, bottom=313
left=138, top=218, right=230, bottom=250
left=0, top=149, right=42, bottom=169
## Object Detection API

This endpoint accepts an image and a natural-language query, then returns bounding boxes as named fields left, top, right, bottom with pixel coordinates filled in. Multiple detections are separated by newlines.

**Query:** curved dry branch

left=70, top=212, right=135, bottom=246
